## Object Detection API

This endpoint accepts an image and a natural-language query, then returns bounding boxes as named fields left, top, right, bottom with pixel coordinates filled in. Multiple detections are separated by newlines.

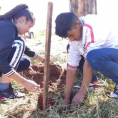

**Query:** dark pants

left=0, top=37, right=30, bottom=76
left=67, top=44, right=97, bottom=83
left=87, top=48, right=118, bottom=84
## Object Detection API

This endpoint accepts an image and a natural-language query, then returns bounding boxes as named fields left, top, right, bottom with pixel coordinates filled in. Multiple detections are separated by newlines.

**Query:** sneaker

left=0, top=96, right=6, bottom=101
left=0, top=83, right=25, bottom=99
left=106, top=84, right=118, bottom=98
left=74, top=80, right=99, bottom=91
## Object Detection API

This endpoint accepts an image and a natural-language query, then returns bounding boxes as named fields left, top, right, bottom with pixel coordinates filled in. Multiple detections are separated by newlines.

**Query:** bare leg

left=1, top=74, right=11, bottom=83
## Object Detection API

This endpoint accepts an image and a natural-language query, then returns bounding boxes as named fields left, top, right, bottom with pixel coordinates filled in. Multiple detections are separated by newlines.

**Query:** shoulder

left=0, top=20, right=16, bottom=30
left=83, top=14, right=110, bottom=29
left=0, top=20, right=18, bottom=37
left=0, top=20, right=18, bottom=44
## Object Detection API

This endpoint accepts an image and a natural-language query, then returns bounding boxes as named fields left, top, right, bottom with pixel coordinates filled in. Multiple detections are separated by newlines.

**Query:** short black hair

left=55, top=12, right=78, bottom=38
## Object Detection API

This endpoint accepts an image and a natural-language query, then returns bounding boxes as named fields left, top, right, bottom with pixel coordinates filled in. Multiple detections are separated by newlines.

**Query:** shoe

left=73, top=80, right=99, bottom=91
left=89, top=80, right=100, bottom=90
left=0, top=96, right=6, bottom=101
left=0, top=83, right=25, bottom=99
left=106, top=84, right=118, bottom=98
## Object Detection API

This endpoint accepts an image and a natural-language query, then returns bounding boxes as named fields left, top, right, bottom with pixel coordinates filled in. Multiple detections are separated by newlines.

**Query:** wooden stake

left=43, top=2, right=53, bottom=111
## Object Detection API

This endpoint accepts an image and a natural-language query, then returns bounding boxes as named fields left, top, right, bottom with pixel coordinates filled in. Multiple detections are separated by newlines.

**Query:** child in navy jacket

left=0, top=4, right=49, bottom=99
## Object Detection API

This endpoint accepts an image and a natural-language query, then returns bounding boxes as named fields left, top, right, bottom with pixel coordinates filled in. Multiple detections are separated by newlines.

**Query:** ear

left=20, top=16, right=27, bottom=24
left=76, top=21, right=82, bottom=28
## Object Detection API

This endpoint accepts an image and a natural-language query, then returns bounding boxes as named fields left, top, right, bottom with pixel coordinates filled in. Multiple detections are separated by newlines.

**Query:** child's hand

left=50, top=60, right=54, bottom=65
left=23, top=79, right=40, bottom=92
left=43, top=59, right=54, bottom=65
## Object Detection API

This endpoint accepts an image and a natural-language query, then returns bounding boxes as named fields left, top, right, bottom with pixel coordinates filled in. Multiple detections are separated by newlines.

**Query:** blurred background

left=0, top=0, right=118, bottom=38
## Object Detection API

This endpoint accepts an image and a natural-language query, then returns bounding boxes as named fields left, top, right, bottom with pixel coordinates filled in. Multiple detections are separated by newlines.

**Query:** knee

left=17, top=57, right=31, bottom=72
left=86, top=50, right=100, bottom=70
left=87, top=50, right=96, bottom=64
left=24, top=58, right=30, bottom=70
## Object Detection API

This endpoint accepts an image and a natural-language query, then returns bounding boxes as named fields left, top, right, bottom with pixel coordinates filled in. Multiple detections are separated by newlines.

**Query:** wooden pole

left=43, top=2, right=53, bottom=111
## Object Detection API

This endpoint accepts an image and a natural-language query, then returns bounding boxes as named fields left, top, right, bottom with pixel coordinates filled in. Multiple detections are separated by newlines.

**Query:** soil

left=22, top=64, right=66, bottom=110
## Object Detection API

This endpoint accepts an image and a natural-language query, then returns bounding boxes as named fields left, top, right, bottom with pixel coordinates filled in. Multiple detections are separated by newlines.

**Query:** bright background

left=0, top=0, right=69, bottom=32
left=0, top=0, right=118, bottom=32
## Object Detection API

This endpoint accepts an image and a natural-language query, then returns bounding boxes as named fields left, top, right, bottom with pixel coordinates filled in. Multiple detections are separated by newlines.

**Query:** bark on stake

left=43, top=2, right=53, bottom=111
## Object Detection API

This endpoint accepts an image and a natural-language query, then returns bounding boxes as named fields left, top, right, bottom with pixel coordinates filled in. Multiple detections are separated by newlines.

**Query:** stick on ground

left=43, top=2, right=53, bottom=111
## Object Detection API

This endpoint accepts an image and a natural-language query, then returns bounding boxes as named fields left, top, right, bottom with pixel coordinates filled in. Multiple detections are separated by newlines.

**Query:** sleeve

left=24, top=46, right=38, bottom=59
left=83, top=24, right=109, bottom=59
left=67, top=41, right=82, bottom=70
left=0, top=23, right=16, bottom=76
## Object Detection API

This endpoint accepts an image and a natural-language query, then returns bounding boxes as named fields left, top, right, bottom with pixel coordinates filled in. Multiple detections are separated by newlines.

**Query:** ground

left=0, top=35, right=118, bottom=118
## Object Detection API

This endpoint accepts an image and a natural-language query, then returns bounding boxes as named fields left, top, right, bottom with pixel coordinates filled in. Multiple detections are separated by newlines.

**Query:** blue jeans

left=67, top=44, right=97, bottom=83
left=87, top=48, right=118, bottom=84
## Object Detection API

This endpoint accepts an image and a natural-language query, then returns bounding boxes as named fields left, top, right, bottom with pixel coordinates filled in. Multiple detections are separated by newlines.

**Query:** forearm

left=2, top=70, right=40, bottom=92
left=36, top=55, right=44, bottom=63
left=79, top=60, right=93, bottom=96
left=9, top=72, right=26, bottom=85
left=65, top=68, right=76, bottom=99
left=24, top=46, right=44, bottom=62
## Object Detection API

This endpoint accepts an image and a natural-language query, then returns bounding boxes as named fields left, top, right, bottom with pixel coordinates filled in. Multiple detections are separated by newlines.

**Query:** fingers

left=30, top=83, right=40, bottom=92
left=35, top=85, right=40, bottom=90
left=31, top=86, right=40, bottom=92
left=50, top=60, right=54, bottom=65
left=33, top=85, right=40, bottom=91
left=70, top=102, right=79, bottom=111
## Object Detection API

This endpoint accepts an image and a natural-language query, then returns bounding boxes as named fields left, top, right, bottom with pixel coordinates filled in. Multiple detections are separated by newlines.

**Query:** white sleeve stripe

left=5, top=69, right=15, bottom=76
left=10, top=40, right=25, bottom=68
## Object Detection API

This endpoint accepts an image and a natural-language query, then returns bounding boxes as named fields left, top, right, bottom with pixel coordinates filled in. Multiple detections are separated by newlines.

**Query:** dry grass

left=0, top=35, right=118, bottom=118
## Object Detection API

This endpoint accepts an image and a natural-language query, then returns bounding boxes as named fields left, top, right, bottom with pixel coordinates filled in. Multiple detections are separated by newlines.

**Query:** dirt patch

left=22, top=64, right=66, bottom=110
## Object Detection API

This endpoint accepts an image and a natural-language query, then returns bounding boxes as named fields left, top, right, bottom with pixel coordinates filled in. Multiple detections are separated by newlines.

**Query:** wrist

left=64, top=97, right=70, bottom=101
left=79, top=87, right=87, bottom=97
left=42, top=59, right=45, bottom=63
left=33, top=53, right=38, bottom=59
left=64, top=92, right=71, bottom=100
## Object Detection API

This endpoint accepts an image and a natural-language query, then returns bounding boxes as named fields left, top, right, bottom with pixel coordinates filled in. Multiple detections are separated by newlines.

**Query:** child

left=55, top=12, right=118, bottom=108
left=67, top=44, right=99, bottom=91
left=0, top=4, right=47, bottom=99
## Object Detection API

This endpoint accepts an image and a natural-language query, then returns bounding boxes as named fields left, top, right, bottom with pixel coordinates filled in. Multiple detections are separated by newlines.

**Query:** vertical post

left=43, top=2, right=53, bottom=111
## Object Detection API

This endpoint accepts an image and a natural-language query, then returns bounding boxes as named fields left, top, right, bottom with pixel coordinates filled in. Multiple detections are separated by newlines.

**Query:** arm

left=71, top=60, right=93, bottom=106
left=10, top=72, right=40, bottom=92
left=63, top=68, right=76, bottom=105
left=79, top=60, right=92, bottom=96
left=35, top=55, right=45, bottom=63
left=24, top=46, right=53, bottom=63
left=2, top=72, right=40, bottom=92
left=63, top=41, right=82, bottom=106
left=24, top=46, right=44, bottom=62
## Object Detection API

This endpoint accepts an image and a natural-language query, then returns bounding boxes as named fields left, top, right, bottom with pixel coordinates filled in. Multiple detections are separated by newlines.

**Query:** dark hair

left=55, top=12, right=79, bottom=38
left=0, top=4, right=34, bottom=22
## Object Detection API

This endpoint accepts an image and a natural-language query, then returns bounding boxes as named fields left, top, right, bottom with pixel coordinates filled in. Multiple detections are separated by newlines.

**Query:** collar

left=79, top=16, right=85, bottom=26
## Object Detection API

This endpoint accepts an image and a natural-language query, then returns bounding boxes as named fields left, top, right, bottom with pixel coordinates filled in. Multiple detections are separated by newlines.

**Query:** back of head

left=0, top=4, right=34, bottom=22
left=55, top=12, right=78, bottom=38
